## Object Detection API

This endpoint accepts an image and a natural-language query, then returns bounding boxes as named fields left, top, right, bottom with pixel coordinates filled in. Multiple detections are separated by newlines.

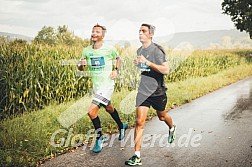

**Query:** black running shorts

left=136, top=93, right=167, bottom=111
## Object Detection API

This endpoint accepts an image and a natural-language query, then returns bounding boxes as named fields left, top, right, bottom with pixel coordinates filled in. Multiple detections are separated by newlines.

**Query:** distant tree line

left=33, top=25, right=89, bottom=46
left=0, top=25, right=90, bottom=47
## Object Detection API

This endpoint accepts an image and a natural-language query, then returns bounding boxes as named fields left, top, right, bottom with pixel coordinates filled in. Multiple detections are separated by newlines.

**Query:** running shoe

left=92, top=136, right=107, bottom=153
left=125, top=155, right=142, bottom=166
left=168, top=125, right=176, bottom=143
left=118, top=123, right=128, bottom=140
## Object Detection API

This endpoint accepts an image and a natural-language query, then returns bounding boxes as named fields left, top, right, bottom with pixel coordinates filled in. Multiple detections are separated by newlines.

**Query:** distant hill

left=1, top=29, right=251, bottom=49
left=106, top=29, right=252, bottom=49
left=0, top=32, right=33, bottom=42
left=155, top=29, right=252, bottom=49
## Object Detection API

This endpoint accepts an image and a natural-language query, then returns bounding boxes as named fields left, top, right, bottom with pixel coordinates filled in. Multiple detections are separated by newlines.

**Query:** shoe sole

left=93, top=149, right=102, bottom=153
left=125, top=162, right=142, bottom=166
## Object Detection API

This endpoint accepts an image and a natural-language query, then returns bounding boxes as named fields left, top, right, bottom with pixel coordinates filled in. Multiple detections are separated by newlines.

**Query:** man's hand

left=137, top=55, right=148, bottom=64
left=133, top=59, right=138, bottom=66
left=80, top=58, right=87, bottom=65
left=77, top=58, right=87, bottom=71
left=133, top=55, right=148, bottom=67
left=137, top=55, right=151, bottom=66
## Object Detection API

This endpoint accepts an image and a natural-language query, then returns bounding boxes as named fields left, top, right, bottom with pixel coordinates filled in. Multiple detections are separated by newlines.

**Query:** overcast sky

left=0, top=0, right=235, bottom=40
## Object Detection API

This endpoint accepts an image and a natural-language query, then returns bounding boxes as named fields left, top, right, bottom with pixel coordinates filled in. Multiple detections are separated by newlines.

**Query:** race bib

left=90, top=57, right=105, bottom=68
left=138, top=63, right=151, bottom=72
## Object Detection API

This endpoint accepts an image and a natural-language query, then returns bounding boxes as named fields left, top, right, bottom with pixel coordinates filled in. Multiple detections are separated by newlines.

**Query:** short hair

left=141, top=23, right=155, bottom=35
left=93, top=23, right=107, bottom=36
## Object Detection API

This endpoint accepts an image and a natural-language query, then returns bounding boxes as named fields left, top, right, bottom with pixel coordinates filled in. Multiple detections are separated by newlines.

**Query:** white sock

left=135, top=151, right=141, bottom=158
left=170, top=126, right=174, bottom=132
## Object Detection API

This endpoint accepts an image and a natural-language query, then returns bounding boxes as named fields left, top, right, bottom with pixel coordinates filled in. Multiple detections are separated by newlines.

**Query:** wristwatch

left=115, top=67, right=120, bottom=74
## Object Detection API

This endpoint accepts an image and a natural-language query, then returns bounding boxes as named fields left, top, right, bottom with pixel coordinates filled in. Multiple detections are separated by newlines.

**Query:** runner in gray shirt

left=125, top=23, right=176, bottom=166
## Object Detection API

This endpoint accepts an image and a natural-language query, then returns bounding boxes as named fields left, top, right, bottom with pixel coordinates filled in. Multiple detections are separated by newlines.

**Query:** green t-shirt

left=81, top=43, right=118, bottom=89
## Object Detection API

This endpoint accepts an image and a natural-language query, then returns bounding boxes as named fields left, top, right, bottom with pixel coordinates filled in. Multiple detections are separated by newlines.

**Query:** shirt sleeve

left=155, top=47, right=167, bottom=65
left=81, top=49, right=87, bottom=59
left=111, top=46, right=119, bottom=60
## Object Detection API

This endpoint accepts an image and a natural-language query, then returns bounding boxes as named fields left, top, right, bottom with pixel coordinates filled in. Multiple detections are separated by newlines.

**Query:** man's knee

left=88, top=106, right=99, bottom=119
left=158, top=115, right=166, bottom=121
left=136, top=118, right=145, bottom=127
left=88, top=111, right=96, bottom=119
left=105, top=104, right=114, bottom=113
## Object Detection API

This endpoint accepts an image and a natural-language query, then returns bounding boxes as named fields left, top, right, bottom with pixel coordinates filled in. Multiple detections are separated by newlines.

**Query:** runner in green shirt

left=78, top=24, right=128, bottom=153
left=82, top=43, right=118, bottom=90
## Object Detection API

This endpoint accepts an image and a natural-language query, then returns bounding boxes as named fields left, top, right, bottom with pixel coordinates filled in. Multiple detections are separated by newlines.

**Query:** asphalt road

left=43, top=76, right=252, bottom=167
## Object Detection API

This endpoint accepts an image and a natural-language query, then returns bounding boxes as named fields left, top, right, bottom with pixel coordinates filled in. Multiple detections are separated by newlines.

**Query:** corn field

left=0, top=42, right=90, bottom=118
left=0, top=42, right=251, bottom=118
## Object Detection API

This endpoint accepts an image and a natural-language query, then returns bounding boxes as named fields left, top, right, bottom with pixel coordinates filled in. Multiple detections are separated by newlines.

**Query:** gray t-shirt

left=137, top=42, right=167, bottom=97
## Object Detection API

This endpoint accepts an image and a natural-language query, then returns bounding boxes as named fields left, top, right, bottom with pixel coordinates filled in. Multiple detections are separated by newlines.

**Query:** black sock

left=110, top=108, right=123, bottom=129
left=91, top=116, right=103, bottom=140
